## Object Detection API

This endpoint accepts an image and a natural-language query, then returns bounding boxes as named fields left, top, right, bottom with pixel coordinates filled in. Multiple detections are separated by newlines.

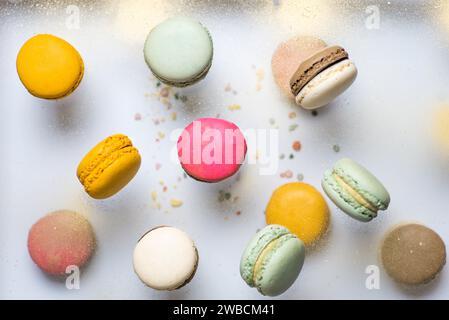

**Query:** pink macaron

left=27, top=210, right=96, bottom=276
left=177, top=117, right=247, bottom=182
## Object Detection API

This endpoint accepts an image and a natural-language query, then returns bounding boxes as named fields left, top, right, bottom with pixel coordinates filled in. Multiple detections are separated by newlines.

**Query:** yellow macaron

left=266, top=182, right=330, bottom=246
left=16, top=34, right=84, bottom=99
left=77, top=134, right=141, bottom=199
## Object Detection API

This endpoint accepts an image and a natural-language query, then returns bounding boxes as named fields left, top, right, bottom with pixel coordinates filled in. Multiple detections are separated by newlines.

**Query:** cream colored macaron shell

left=295, top=59, right=357, bottom=109
left=133, top=226, right=198, bottom=290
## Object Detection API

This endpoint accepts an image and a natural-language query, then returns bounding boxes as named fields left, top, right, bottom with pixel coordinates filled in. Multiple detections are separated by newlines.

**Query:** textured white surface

left=0, top=0, right=448, bottom=299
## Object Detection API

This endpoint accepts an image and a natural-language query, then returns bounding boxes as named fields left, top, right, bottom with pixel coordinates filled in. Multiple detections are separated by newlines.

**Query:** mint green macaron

left=240, top=225, right=305, bottom=297
left=144, top=17, right=213, bottom=87
left=322, top=158, right=390, bottom=222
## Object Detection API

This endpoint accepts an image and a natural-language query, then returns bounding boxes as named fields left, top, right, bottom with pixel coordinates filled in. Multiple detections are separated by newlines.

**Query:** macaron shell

left=144, top=17, right=213, bottom=86
left=16, top=34, right=84, bottom=99
left=177, top=118, right=247, bottom=182
left=84, top=148, right=141, bottom=199
left=133, top=226, right=198, bottom=290
left=240, top=224, right=291, bottom=286
left=254, top=236, right=305, bottom=296
left=322, top=170, right=374, bottom=222
left=290, top=45, right=348, bottom=96
left=333, top=158, right=390, bottom=209
left=271, top=36, right=327, bottom=98
left=27, top=210, right=96, bottom=275
left=265, top=182, right=329, bottom=246
left=295, top=59, right=357, bottom=109
left=381, top=224, right=446, bottom=285
left=77, top=134, right=141, bottom=199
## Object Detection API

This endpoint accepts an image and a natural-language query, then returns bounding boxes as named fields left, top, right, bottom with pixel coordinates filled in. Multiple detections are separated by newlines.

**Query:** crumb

left=289, top=154, right=294, bottom=159
left=288, top=112, right=297, bottom=119
left=170, top=199, right=183, bottom=208
left=144, top=93, right=151, bottom=98
left=180, top=95, right=188, bottom=103
left=256, top=68, right=265, bottom=81
left=159, top=180, right=164, bottom=186
left=333, top=145, right=341, bottom=153
left=289, top=124, right=298, bottom=132
left=134, top=113, right=142, bottom=121
left=280, top=154, right=285, bottom=160
left=269, top=118, right=276, bottom=125
left=183, top=173, right=187, bottom=179
left=235, top=211, right=241, bottom=216
left=174, top=92, right=179, bottom=100
left=292, top=140, right=301, bottom=151
left=224, top=83, right=232, bottom=92
left=232, top=196, right=239, bottom=203
left=156, top=82, right=161, bottom=87
left=160, top=87, right=169, bottom=97
left=227, top=104, right=241, bottom=111
left=256, top=83, right=262, bottom=91
left=224, top=216, right=229, bottom=221
left=155, top=163, right=161, bottom=170
left=232, top=90, right=238, bottom=95
left=158, top=132, right=165, bottom=139
left=163, top=186, right=167, bottom=192
left=312, top=110, right=318, bottom=117
left=152, top=118, right=160, bottom=125
left=170, top=112, right=177, bottom=121
left=297, top=173, right=304, bottom=181
left=280, top=170, right=293, bottom=178
left=151, top=191, right=157, bottom=201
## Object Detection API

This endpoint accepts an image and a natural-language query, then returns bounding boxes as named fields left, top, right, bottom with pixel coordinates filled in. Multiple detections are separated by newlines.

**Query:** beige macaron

left=133, top=226, right=199, bottom=290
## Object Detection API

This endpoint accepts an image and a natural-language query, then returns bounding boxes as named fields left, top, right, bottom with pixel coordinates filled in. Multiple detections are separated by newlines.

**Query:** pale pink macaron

left=27, top=210, right=96, bottom=276
left=177, top=117, right=247, bottom=182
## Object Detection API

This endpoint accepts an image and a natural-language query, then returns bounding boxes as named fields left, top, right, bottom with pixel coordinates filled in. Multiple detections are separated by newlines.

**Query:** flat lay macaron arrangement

left=15, top=15, right=447, bottom=298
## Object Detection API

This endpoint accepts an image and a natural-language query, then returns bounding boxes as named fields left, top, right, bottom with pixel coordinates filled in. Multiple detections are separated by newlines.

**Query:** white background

left=0, top=0, right=448, bottom=299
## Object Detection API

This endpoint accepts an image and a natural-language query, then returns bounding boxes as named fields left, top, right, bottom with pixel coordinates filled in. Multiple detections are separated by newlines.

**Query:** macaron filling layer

left=290, top=46, right=348, bottom=96
left=240, top=226, right=290, bottom=286
left=323, top=170, right=377, bottom=220
left=332, top=174, right=378, bottom=212
left=333, top=166, right=388, bottom=211
left=252, top=233, right=296, bottom=290
left=295, top=59, right=357, bottom=108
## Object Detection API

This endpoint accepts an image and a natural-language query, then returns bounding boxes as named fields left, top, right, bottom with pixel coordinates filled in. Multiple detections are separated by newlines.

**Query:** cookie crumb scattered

left=312, top=110, right=318, bottom=117
left=289, top=124, right=298, bottom=132
left=333, top=144, right=341, bottom=153
left=160, top=87, right=170, bottom=98
left=292, top=140, right=301, bottom=152
left=288, top=112, right=297, bottom=119
left=297, top=173, right=304, bottom=181
left=227, top=104, right=241, bottom=111
left=170, top=199, right=183, bottom=208
left=134, top=113, right=142, bottom=121
left=280, top=170, right=293, bottom=178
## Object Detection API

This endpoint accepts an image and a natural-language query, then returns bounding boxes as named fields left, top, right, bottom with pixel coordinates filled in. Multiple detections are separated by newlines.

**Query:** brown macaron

left=380, top=223, right=446, bottom=285
left=289, top=45, right=348, bottom=96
